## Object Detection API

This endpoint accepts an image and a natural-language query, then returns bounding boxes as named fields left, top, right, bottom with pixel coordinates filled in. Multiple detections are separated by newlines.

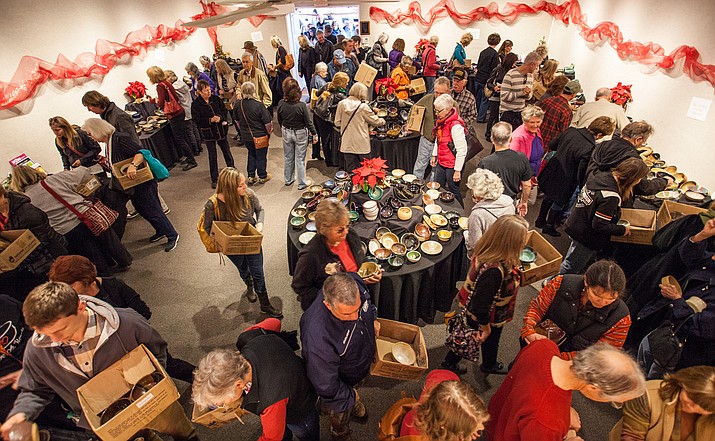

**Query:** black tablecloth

left=330, top=129, right=421, bottom=173
left=139, top=124, right=179, bottom=168
left=125, top=101, right=158, bottom=120
left=287, top=185, right=466, bottom=324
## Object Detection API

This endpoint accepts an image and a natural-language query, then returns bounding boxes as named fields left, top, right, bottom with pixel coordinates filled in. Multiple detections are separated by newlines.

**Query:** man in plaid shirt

left=539, top=80, right=582, bottom=147
left=451, top=69, right=477, bottom=136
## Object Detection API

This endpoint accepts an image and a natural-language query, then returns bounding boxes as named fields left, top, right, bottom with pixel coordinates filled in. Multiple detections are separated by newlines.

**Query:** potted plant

left=352, top=157, right=388, bottom=192
left=610, top=82, right=633, bottom=110
left=125, top=81, right=147, bottom=103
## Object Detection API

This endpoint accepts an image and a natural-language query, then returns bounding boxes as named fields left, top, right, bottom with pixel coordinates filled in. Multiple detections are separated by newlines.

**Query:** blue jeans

left=245, top=140, right=268, bottom=179
left=413, top=136, right=434, bottom=179
left=131, top=179, right=178, bottom=240
left=283, top=408, right=320, bottom=441
left=227, top=249, right=266, bottom=294
left=424, top=76, right=436, bottom=94
left=475, top=82, right=489, bottom=121
left=282, top=127, right=309, bottom=186
left=433, top=164, right=462, bottom=204
left=559, top=240, right=596, bottom=275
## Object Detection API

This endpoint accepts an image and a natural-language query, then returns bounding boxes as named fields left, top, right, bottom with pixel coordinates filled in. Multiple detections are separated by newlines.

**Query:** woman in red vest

left=430, top=94, right=468, bottom=204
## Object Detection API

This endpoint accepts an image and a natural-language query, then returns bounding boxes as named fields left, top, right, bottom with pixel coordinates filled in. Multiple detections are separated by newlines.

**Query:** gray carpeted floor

left=119, top=120, right=622, bottom=440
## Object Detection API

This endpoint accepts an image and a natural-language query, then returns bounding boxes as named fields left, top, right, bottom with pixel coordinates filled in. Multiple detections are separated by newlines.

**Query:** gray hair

left=315, top=62, right=328, bottom=74
left=523, top=51, right=543, bottom=66
left=241, top=52, right=254, bottom=62
left=81, top=118, right=115, bottom=142
left=323, top=273, right=359, bottom=308
left=192, top=349, right=250, bottom=408
left=621, top=121, right=654, bottom=140
left=349, top=82, right=368, bottom=101
left=241, top=82, right=257, bottom=99
left=185, top=62, right=200, bottom=76
left=491, top=122, right=512, bottom=146
left=434, top=76, right=451, bottom=89
left=433, top=94, right=455, bottom=112
left=378, top=33, right=389, bottom=45
left=467, top=169, right=504, bottom=201
left=571, top=343, right=646, bottom=402
left=595, top=87, right=612, bottom=100
left=199, top=55, right=211, bottom=65
left=521, top=105, right=545, bottom=122
left=429, top=35, right=439, bottom=45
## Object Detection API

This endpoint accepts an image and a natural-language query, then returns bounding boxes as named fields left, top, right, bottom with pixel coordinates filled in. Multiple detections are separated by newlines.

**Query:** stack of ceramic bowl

left=363, top=200, right=379, bottom=221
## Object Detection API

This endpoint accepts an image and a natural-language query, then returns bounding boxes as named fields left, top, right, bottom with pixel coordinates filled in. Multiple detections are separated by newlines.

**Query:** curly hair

left=414, top=380, right=488, bottom=441
left=466, top=169, right=504, bottom=201
left=282, top=77, right=302, bottom=103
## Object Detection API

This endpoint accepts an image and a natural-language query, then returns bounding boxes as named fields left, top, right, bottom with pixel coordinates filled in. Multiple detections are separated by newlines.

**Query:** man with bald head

left=570, top=87, right=630, bottom=135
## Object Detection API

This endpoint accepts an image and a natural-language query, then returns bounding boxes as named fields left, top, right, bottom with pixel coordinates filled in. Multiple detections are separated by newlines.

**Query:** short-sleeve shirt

left=479, top=150, right=533, bottom=198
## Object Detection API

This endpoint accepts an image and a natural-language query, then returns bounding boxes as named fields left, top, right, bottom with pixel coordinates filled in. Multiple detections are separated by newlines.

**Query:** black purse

left=646, top=315, right=694, bottom=372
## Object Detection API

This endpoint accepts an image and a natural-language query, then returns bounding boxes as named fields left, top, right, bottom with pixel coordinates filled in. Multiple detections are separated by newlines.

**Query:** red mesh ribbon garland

left=370, top=0, right=715, bottom=91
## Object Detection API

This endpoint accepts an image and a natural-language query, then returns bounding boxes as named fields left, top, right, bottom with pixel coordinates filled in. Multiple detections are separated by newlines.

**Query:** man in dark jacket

left=536, top=116, right=615, bottom=236
left=315, top=30, right=335, bottom=64
left=474, top=33, right=501, bottom=122
left=1, top=282, right=198, bottom=440
left=300, top=273, right=377, bottom=441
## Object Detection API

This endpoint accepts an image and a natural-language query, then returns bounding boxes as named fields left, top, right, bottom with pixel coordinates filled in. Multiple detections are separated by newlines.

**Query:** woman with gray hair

left=366, top=33, right=390, bottom=79
left=510, top=104, right=545, bottom=178
left=430, top=93, right=467, bottom=203
left=310, top=62, right=329, bottom=94
left=193, top=325, right=319, bottom=440
left=334, top=82, right=385, bottom=171
left=234, top=82, right=274, bottom=184
left=185, top=61, right=216, bottom=96
left=464, top=168, right=515, bottom=257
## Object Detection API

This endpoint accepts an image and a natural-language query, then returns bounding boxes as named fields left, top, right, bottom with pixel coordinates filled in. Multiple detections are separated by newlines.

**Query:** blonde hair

left=146, top=66, right=166, bottom=84
left=471, top=215, right=528, bottom=269
left=298, top=35, right=310, bottom=49
left=216, top=167, right=251, bottom=221
left=10, top=165, right=46, bottom=192
left=659, top=366, right=715, bottom=413
left=414, top=380, right=489, bottom=441
left=330, top=72, right=349, bottom=90
left=460, top=33, right=474, bottom=47
left=400, top=55, right=413, bottom=67
left=49, top=116, right=79, bottom=150
left=536, top=59, right=559, bottom=86
left=270, top=35, right=283, bottom=48
left=164, top=69, right=178, bottom=83
left=214, top=59, right=232, bottom=76
left=315, top=199, right=349, bottom=236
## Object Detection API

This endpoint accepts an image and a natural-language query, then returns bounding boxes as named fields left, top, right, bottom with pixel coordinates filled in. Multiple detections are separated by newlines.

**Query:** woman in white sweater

left=464, top=168, right=516, bottom=257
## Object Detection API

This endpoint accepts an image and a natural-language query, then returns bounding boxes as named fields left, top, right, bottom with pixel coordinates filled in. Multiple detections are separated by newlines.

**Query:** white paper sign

left=153, top=48, right=165, bottom=63
left=686, top=97, right=712, bottom=121
left=251, top=31, right=263, bottom=42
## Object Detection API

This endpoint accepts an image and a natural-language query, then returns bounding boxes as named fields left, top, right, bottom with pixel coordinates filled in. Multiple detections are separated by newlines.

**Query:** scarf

left=432, top=107, right=457, bottom=142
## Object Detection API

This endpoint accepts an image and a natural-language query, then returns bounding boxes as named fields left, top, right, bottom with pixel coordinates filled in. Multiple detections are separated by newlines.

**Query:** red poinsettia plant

left=610, top=82, right=633, bottom=107
left=415, top=38, right=430, bottom=53
left=125, top=81, right=147, bottom=100
left=374, top=77, right=398, bottom=97
left=352, top=157, right=388, bottom=191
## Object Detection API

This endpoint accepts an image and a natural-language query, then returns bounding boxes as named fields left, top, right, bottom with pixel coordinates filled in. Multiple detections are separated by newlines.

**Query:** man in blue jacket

left=300, top=273, right=377, bottom=441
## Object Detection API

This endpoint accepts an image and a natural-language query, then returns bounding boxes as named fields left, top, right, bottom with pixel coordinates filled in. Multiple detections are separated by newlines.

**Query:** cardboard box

left=611, top=208, right=657, bottom=245
left=76, top=175, right=102, bottom=197
left=371, top=319, right=428, bottom=381
left=355, top=62, right=378, bottom=87
left=111, top=157, right=153, bottom=190
left=409, top=78, right=426, bottom=95
left=521, top=230, right=563, bottom=285
left=192, top=397, right=251, bottom=429
left=463, top=59, right=472, bottom=68
left=211, top=221, right=263, bottom=255
left=76, top=345, right=179, bottom=441
left=309, top=88, right=319, bottom=109
left=657, top=200, right=707, bottom=229
left=0, top=230, right=40, bottom=273
left=406, top=105, right=426, bottom=133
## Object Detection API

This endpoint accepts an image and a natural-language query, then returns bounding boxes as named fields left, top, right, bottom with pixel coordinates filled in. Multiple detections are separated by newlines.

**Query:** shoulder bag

left=283, top=53, right=295, bottom=70
left=40, top=180, right=118, bottom=236
left=340, top=103, right=363, bottom=137
left=161, top=82, right=183, bottom=115
left=646, top=305, right=702, bottom=372
left=198, top=195, right=221, bottom=253
left=240, top=100, right=269, bottom=149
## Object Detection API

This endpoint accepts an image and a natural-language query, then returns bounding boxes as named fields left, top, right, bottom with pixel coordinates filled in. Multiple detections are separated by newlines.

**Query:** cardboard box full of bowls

left=192, top=396, right=251, bottom=429
left=355, top=62, right=378, bottom=87
left=610, top=208, right=657, bottom=245
left=657, top=200, right=707, bottom=230
left=0, top=229, right=40, bottom=274
left=211, top=221, right=263, bottom=255
left=111, top=157, right=153, bottom=190
left=371, top=318, right=428, bottom=381
left=76, top=345, right=179, bottom=441
left=521, top=230, right=563, bottom=285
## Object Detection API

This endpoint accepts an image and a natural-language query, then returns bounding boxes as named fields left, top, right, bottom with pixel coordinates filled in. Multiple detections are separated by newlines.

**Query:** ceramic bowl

left=391, top=243, right=407, bottom=256
left=130, top=373, right=163, bottom=402
left=449, top=217, right=460, bottom=229
left=100, top=398, right=132, bottom=425
left=400, top=233, right=420, bottom=251
left=407, top=183, right=421, bottom=194
left=375, top=226, right=391, bottom=240
left=406, top=250, right=421, bottom=263
left=415, top=223, right=431, bottom=241
left=440, top=191, right=455, bottom=203
left=437, top=230, right=452, bottom=242
left=443, top=211, right=460, bottom=220
left=309, top=185, right=323, bottom=193
left=430, top=214, right=448, bottom=227
left=617, top=219, right=630, bottom=227
left=387, top=128, right=401, bottom=139
left=388, top=255, right=405, bottom=270
left=394, top=186, right=414, bottom=201
left=306, top=196, right=322, bottom=211
left=388, top=106, right=398, bottom=117
left=363, top=200, right=378, bottom=211
left=376, top=108, right=388, bottom=118
left=290, top=216, right=306, bottom=229
left=392, top=169, right=406, bottom=179
left=421, top=240, right=443, bottom=255
left=299, top=232, right=316, bottom=245
left=685, top=190, right=706, bottom=202
left=388, top=196, right=403, bottom=209
left=291, top=207, right=307, bottom=218
left=305, top=222, right=317, bottom=232
left=402, top=174, right=417, bottom=183
left=380, top=232, right=400, bottom=249
left=368, top=186, right=384, bottom=201
left=369, top=238, right=382, bottom=255
left=335, top=170, right=349, bottom=181
left=665, top=165, right=678, bottom=174
left=400, top=109, right=410, bottom=122
left=425, top=204, right=442, bottom=215
left=308, top=212, right=317, bottom=222
left=426, top=189, right=441, bottom=201
left=380, top=205, right=394, bottom=219
left=656, top=190, right=681, bottom=199
left=358, top=261, right=380, bottom=279
left=520, top=246, right=537, bottom=264
left=323, top=180, right=336, bottom=189
left=458, top=217, right=469, bottom=230
left=391, top=341, right=416, bottom=365
left=374, top=247, right=392, bottom=262
left=301, top=191, right=316, bottom=203
left=425, top=181, right=441, bottom=190
left=398, top=207, right=412, bottom=221
left=349, top=211, right=360, bottom=223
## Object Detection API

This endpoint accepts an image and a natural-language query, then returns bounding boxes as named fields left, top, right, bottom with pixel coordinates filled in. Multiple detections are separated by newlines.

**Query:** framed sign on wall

left=360, top=20, right=370, bottom=35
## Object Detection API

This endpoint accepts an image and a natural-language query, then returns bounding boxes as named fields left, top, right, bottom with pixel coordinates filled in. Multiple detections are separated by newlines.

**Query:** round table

left=329, top=130, right=422, bottom=173
left=287, top=184, right=466, bottom=324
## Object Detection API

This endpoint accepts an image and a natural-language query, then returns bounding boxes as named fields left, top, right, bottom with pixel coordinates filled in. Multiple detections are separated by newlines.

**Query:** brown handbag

left=40, top=180, right=118, bottom=236
left=240, top=100, right=269, bottom=149
left=161, top=82, right=183, bottom=115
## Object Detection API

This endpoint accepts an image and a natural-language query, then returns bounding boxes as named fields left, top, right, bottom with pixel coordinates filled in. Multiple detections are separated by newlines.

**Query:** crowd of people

left=1, top=25, right=714, bottom=441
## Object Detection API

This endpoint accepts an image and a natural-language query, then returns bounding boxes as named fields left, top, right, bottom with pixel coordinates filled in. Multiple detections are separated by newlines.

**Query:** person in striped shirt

left=521, top=260, right=632, bottom=360
left=498, top=51, right=542, bottom=130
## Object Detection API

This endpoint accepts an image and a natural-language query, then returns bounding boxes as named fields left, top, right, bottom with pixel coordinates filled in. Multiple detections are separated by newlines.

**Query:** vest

left=435, top=110, right=465, bottom=169
left=545, top=275, right=629, bottom=352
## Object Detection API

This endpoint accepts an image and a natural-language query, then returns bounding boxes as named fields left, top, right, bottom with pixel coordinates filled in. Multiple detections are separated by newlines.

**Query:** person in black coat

left=82, top=118, right=180, bottom=252
left=0, top=188, right=67, bottom=300
left=191, top=80, right=235, bottom=189
left=234, top=82, right=274, bottom=184
left=49, top=117, right=102, bottom=172
left=536, top=116, right=616, bottom=236
left=297, top=35, right=319, bottom=94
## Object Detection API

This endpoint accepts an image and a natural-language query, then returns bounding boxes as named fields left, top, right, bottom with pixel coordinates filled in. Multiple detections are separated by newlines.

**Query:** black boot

left=257, top=291, right=283, bottom=318
left=541, top=223, right=562, bottom=237
left=243, top=278, right=257, bottom=303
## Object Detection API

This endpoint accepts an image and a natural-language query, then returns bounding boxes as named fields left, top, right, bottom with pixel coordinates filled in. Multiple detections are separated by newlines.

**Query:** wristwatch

left=131, top=162, right=140, bottom=167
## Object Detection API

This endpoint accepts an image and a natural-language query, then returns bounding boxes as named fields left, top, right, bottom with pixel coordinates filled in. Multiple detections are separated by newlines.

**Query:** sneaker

left=149, top=233, right=166, bottom=243
left=127, top=211, right=139, bottom=219
left=297, top=184, right=307, bottom=190
left=211, top=181, right=217, bottom=189
left=351, top=400, right=368, bottom=422
left=257, top=173, right=272, bottom=184
left=285, top=180, right=295, bottom=186
left=164, top=235, right=179, bottom=252
left=178, top=156, right=188, bottom=165
left=260, top=303, right=283, bottom=318
left=247, top=177, right=256, bottom=186
left=481, top=361, right=509, bottom=375
left=182, top=162, right=198, bottom=171
left=439, top=361, right=467, bottom=375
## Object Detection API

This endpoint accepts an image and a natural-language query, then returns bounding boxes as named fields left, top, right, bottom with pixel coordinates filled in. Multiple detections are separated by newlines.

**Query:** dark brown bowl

left=440, top=191, right=455, bottom=203
left=100, top=398, right=132, bottom=425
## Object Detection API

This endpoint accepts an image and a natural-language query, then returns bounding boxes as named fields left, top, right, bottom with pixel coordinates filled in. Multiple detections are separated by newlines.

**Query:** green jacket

left=414, top=93, right=436, bottom=141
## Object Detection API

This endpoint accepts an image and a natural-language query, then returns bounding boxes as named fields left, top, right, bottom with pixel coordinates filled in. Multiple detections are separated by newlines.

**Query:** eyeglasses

left=334, top=224, right=350, bottom=234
